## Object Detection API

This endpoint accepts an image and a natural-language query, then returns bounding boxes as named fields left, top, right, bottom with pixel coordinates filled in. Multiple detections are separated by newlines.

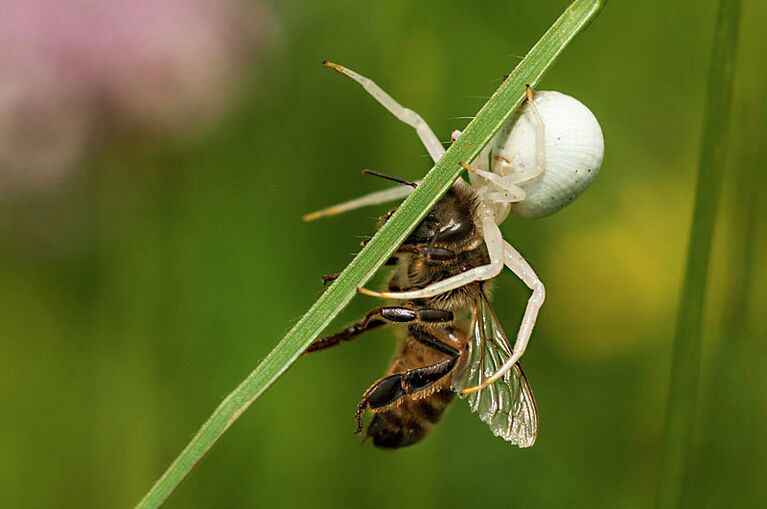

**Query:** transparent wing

left=456, top=293, right=538, bottom=447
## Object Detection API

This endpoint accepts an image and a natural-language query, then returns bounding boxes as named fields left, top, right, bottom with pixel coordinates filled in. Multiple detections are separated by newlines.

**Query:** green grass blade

left=135, top=1, right=605, bottom=507
left=657, top=0, right=743, bottom=507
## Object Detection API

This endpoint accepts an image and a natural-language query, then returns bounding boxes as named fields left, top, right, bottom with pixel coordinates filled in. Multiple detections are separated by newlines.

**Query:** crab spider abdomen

left=493, top=91, right=604, bottom=219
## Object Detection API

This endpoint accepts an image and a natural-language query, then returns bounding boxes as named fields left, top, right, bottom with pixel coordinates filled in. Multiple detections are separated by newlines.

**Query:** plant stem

left=657, top=0, right=742, bottom=507
left=135, top=1, right=605, bottom=507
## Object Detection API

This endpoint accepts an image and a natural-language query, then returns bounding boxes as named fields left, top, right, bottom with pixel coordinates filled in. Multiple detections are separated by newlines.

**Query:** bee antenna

left=362, top=169, right=417, bottom=188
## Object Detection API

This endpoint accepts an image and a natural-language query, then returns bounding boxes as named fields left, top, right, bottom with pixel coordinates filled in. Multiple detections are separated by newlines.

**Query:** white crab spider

left=306, top=61, right=604, bottom=393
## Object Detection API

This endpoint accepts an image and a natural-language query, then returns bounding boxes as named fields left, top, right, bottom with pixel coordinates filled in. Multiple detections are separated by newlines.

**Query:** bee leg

left=306, top=307, right=451, bottom=354
left=362, top=235, right=402, bottom=265
left=321, top=252, right=399, bottom=286
left=321, top=273, right=340, bottom=285
left=409, top=327, right=461, bottom=356
left=355, top=329, right=460, bottom=432
left=355, top=356, right=459, bottom=434
left=305, top=314, right=387, bottom=353
left=321, top=234, right=400, bottom=287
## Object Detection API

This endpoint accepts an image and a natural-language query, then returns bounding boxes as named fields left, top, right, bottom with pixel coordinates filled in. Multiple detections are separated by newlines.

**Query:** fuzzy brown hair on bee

left=303, top=61, right=574, bottom=449
left=306, top=182, right=537, bottom=449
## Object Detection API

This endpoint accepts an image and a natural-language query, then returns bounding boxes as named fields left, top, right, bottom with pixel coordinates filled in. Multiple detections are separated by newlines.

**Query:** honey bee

left=304, top=60, right=602, bottom=447
left=307, top=179, right=537, bottom=448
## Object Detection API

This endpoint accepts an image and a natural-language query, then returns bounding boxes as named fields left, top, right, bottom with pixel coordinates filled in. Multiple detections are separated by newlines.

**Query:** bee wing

left=456, top=293, right=538, bottom=448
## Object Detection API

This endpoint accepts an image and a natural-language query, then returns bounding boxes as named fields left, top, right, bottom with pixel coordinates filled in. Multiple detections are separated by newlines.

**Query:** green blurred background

left=1, top=1, right=765, bottom=507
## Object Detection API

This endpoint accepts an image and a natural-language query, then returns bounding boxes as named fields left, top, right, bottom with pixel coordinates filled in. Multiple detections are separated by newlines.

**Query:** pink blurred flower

left=0, top=0, right=270, bottom=192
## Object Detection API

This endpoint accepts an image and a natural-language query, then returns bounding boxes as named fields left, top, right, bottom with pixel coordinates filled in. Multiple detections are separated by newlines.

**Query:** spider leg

left=460, top=162, right=526, bottom=203
left=324, top=61, right=445, bottom=163
left=302, top=183, right=417, bottom=222
left=525, top=85, right=546, bottom=182
left=492, top=85, right=546, bottom=186
left=453, top=129, right=494, bottom=175
left=306, top=62, right=485, bottom=222
left=359, top=206, right=504, bottom=300
left=461, top=239, right=545, bottom=394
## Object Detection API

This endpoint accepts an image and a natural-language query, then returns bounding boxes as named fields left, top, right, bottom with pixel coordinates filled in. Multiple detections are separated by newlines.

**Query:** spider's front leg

left=303, top=61, right=444, bottom=222
left=460, top=86, right=548, bottom=203
left=323, top=61, right=445, bottom=163
left=492, top=85, right=547, bottom=186
left=460, top=240, right=545, bottom=395
left=460, top=162, right=527, bottom=203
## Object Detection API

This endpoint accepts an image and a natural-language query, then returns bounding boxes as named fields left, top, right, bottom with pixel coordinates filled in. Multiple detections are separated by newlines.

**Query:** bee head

left=403, top=186, right=476, bottom=249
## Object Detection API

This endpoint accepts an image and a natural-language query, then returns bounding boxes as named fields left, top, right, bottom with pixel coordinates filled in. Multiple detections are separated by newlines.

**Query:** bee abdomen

left=367, top=389, right=455, bottom=449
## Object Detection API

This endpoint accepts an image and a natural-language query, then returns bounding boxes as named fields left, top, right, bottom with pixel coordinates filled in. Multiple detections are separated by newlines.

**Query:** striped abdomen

left=365, top=333, right=459, bottom=449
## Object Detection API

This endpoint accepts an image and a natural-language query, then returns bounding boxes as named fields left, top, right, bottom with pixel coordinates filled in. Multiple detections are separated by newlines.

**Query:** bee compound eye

left=423, top=247, right=456, bottom=261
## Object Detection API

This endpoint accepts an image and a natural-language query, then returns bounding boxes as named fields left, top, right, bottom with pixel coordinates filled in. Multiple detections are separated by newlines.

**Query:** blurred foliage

left=0, top=0, right=764, bottom=507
